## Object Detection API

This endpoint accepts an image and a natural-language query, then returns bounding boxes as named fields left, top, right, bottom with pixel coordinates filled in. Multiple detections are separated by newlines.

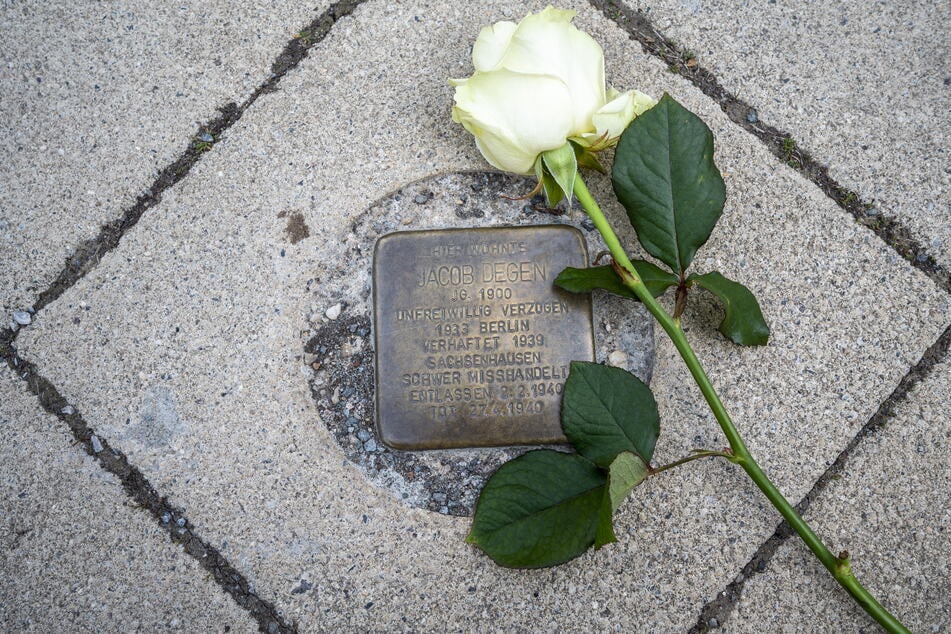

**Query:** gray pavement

left=0, top=367, right=256, bottom=633
left=0, top=0, right=328, bottom=316
left=728, top=360, right=950, bottom=633
left=619, top=0, right=951, bottom=267
left=2, top=0, right=949, bottom=632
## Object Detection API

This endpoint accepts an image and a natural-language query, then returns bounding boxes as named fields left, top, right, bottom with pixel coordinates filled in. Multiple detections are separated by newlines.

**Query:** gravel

left=12, top=310, right=32, bottom=326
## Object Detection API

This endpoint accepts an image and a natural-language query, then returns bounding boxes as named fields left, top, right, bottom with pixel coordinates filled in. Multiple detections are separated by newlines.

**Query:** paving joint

left=589, top=0, right=951, bottom=295
left=2, top=0, right=371, bottom=630
left=0, top=336, right=296, bottom=633
left=687, top=323, right=951, bottom=633
left=27, top=0, right=368, bottom=316
left=2, top=1, right=944, bottom=630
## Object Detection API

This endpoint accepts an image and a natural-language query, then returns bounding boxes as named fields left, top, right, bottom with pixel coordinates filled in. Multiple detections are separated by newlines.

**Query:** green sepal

left=554, top=261, right=679, bottom=301
left=688, top=271, right=770, bottom=346
left=541, top=143, right=578, bottom=204
left=534, top=156, right=565, bottom=207
left=571, top=141, right=607, bottom=174
left=608, top=451, right=650, bottom=513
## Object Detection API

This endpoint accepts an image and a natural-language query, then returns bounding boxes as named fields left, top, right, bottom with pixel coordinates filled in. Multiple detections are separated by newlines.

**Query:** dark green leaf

left=608, top=451, right=650, bottom=512
left=689, top=271, right=770, bottom=346
left=562, top=361, right=660, bottom=467
left=555, top=261, right=679, bottom=300
left=467, top=450, right=614, bottom=568
left=612, top=93, right=726, bottom=275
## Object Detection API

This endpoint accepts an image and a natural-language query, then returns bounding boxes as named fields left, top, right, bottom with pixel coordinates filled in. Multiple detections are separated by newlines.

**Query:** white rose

left=451, top=6, right=655, bottom=175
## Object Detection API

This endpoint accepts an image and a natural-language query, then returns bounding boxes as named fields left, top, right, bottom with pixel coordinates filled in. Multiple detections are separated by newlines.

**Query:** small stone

left=746, top=109, right=758, bottom=124
left=12, top=310, right=31, bottom=326
left=364, top=439, right=378, bottom=452
left=708, top=617, right=720, bottom=628
left=432, top=492, right=447, bottom=504
left=325, top=303, right=342, bottom=320
left=90, top=434, right=103, bottom=453
left=175, top=517, right=186, bottom=527
left=865, top=207, right=880, bottom=217
left=291, top=579, right=312, bottom=595
left=61, top=405, right=75, bottom=415
left=356, top=429, right=371, bottom=442
left=161, top=512, right=171, bottom=524
left=197, top=132, right=214, bottom=143
left=413, top=192, right=432, bottom=204
left=607, top=350, right=629, bottom=367
left=9, top=321, right=18, bottom=332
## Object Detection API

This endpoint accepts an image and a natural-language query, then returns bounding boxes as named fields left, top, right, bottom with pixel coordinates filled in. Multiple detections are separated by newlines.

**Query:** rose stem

left=572, top=174, right=910, bottom=634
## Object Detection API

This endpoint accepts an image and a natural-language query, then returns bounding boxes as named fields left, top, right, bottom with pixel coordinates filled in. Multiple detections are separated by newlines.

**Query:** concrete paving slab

left=0, top=366, right=255, bottom=633
left=0, top=0, right=329, bottom=316
left=14, top=0, right=950, bottom=630
left=726, top=359, right=950, bottom=633
left=616, top=0, right=951, bottom=266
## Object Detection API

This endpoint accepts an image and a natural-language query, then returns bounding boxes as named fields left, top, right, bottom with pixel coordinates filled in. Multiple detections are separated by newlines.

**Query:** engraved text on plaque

left=373, top=225, right=595, bottom=449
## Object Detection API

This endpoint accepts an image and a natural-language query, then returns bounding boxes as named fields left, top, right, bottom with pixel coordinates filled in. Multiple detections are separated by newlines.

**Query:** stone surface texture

left=12, top=0, right=948, bottom=631
left=0, top=0, right=328, bottom=315
left=728, top=360, right=950, bottom=633
left=622, top=0, right=951, bottom=266
left=0, top=367, right=255, bottom=633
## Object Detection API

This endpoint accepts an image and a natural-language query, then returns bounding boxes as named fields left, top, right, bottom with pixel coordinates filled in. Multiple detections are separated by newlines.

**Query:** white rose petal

left=452, top=69, right=573, bottom=174
left=450, top=6, right=655, bottom=176
left=493, top=7, right=605, bottom=135
left=584, top=89, right=658, bottom=144
left=472, top=21, right=518, bottom=71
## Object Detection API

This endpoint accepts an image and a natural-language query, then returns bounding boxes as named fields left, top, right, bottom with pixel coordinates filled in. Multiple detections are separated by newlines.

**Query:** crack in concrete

left=2, top=0, right=371, bottom=631
left=589, top=0, right=950, bottom=295
left=687, top=324, right=950, bottom=632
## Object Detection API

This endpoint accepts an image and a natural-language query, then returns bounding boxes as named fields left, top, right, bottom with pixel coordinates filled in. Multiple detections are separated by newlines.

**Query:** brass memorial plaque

left=373, top=225, right=595, bottom=449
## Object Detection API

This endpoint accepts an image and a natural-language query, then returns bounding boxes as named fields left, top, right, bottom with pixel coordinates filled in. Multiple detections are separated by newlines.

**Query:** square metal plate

left=373, top=225, right=595, bottom=449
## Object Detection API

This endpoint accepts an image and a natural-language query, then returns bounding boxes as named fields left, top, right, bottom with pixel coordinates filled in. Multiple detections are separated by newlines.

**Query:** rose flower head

left=450, top=5, right=655, bottom=202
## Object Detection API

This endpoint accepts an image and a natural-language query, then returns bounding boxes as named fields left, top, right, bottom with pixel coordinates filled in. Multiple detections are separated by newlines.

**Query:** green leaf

left=541, top=143, right=578, bottom=203
left=594, top=492, right=617, bottom=549
left=608, top=451, right=650, bottom=513
left=562, top=361, right=660, bottom=467
left=612, top=93, right=726, bottom=276
left=689, top=271, right=770, bottom=346
left=467, top=450, right=614, bottom=568
left=555, top=261, right=679, bottom=300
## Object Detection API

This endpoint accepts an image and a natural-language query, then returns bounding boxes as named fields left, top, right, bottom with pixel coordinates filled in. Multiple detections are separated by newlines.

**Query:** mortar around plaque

left=304, top=172, right=654, bottom=516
